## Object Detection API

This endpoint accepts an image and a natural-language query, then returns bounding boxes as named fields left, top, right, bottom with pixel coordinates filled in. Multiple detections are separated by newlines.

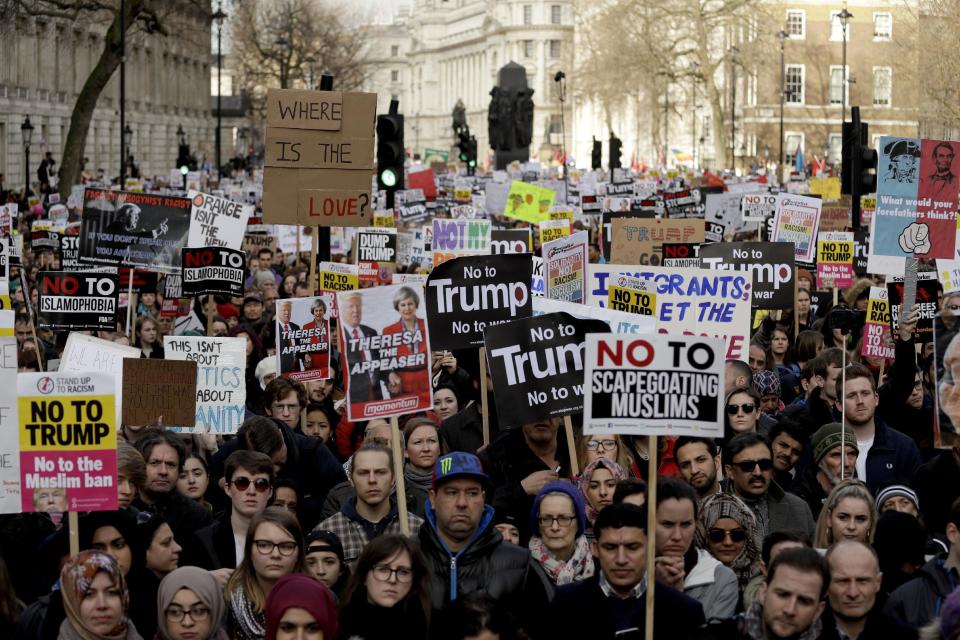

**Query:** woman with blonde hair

left=814, top=478, right=877, bottom=548
left=575, top=434, right=634, bottom=476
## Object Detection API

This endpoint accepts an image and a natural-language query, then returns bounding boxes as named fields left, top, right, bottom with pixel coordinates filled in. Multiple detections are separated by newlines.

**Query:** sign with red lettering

left=583, top=334, right=724, bottom=437
left=37, top=271, right=119, bottom=330
left=181, top=247, right=245, bottom=297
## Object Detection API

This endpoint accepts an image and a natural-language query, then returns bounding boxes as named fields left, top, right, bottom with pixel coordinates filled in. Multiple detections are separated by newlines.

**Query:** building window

left=785, top=10, right=805, bottom=39
left=785, top=64, right=804, bottom=104
left=523, top=40, right=534, bottom=58
left=828, top=133, right=842, bottom=165
left=548, top=40, right=561, bottom=58
left=829, top=65, right=848, bottom=105
left=873, top=12, right=892, bottom=40
left=551, top=5, right=561, bottom=24
left=391, top=45, right=399, bottom=57
left=873, top=67, right=892, bottom=106
left=786, top=132, right=804, bottom=165
left=523, top=4, right=532, bottom=25
left=390, top=70, right=399, bottom=82
left=830, top=11, right=851, bottom=42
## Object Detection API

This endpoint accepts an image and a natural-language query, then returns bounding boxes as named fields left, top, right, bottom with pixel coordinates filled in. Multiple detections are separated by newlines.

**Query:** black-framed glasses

left=538, top=515, right=576, bottom=528
left=732, top=459, right=773, bottom=473
left=253, top=539, right=298, bottom=556
left=372, top=564, right=413, bottom=583
left=586, top=439, right=617, bottom=451
left=165, top=605, right=210, bottom=622
left=707, top=528, right=748, bottom=544
left=229, top=477, right=272, bottom=493
left=726, top=403, right=755, bottom=415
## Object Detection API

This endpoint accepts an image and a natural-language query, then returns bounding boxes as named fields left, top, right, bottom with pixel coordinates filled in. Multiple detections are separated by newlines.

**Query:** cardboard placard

left=609, top=218, right=705, bottom=266
left=504, top=181, right=555, bottom=223
left=162, top=336, right=247, bottom=434
left=243, top=233, right=278, bottom=257
left=37, top=271, right=119, bottom=331
left=181, top=247, right=245, bottom=297
left=121, top=359, right=197, bottom=428
left=816, top=232, right=855, bottom=289
left=861, top=287, right=895, bottom=361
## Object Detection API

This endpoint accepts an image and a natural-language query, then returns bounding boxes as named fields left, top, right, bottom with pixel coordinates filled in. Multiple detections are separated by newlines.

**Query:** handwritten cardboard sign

left=121, top=359, right=197, bottom=428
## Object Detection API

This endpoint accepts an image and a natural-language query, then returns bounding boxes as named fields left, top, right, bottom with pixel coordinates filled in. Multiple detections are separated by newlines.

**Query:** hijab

left=59, top=550, right=141, bottom=640
left=578, top=458, right=626, bottom=523
left=695, top=493, right=762, bottom=590
left=156, top=567, right=227, bottom=640
left=264, top=575, right=338, bottom=640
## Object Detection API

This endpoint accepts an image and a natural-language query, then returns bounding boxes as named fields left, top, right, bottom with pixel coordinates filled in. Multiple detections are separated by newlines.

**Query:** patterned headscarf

left=695, top=493, right=762, bottom=590
left=578, top=458, right=626, bottom=523
left=60, top=551, right=131, bottom=640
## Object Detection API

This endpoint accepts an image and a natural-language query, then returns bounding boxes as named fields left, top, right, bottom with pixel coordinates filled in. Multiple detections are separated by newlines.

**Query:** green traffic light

left=380, top=168, right=397, bottom=187
left=180, top=165, right=189, bottom=175
left=469, top=160, right=477, bottom=167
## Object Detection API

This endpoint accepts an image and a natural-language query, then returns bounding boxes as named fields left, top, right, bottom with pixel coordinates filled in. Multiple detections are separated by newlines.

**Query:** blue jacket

left=862, top=416, right=922, bottom=494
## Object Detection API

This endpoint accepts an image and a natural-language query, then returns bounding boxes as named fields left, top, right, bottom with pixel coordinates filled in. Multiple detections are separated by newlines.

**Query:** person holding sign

left=381, top=286, right=430, bottom=406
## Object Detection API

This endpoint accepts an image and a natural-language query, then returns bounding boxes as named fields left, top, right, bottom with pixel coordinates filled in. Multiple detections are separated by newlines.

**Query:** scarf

left=404, top=463, right=434, bottom=494
left=695, top=493, right=762, bottom=590
left=528, top=535, right=595, bottom=586
left=229, top=587, right=265, bottom=640
left=59, top=551, right=137, bottom=640
left=738, top=600, right=822, bottom=640
left=578, top=458, right=627, bottom=523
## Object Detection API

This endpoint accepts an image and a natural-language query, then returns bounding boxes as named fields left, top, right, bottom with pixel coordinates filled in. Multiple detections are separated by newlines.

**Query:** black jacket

left=418, top=503, right=552, bottom=639
left=789, top=464, right=830, bottom=520
left=184, top=509, right=237, bottom=570
left=132, top=488, right=213, bottom=544
left=885, top=554, right=959, bottom=629
left=915, top=449, right=960, bottom=537
left=877, top=334, right=934, bottom=453
left=781, top=387, right=838, bottom=437
left=819, top=606, right=917, bottom=640
left=549, top=575, right=705, bottom=640
left=439, top=402, right=499, bottom=456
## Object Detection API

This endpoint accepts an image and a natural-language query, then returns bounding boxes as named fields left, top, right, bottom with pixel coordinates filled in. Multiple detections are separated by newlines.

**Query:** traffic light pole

left=317, top=74, right=334, bottom=265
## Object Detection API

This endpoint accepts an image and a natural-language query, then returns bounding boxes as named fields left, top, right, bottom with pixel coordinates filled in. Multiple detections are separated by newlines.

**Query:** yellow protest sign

left=373, top=213, right=395, bottom=228
left=607, top=276, right=657, bottom=316
left=504, top=181, right=555, bottom=223
left=809, top=177, right=841, bottom=201
left=539, top=219, right=570, bottom=244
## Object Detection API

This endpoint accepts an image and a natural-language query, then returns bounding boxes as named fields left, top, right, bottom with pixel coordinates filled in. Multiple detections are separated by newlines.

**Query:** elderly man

left=790, top=423, right=859, bottom=519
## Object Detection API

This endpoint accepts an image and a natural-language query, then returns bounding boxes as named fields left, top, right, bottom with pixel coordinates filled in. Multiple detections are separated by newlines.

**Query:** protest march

left=5, top=7, right=960, bottom=640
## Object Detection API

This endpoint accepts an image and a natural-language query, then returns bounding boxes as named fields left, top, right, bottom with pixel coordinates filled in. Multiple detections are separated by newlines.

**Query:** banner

left=587, top=265, right=752, bottom=360
left=121, top=360, right=197, bottom=429
left=181, top=247, right=245, bottom=297
left=771, top=194, right=821, bottom=263
left=484, top=312, right=609, bottom=427
left=861, top=287, right=895, bottom=361
left=432, top=218, right=491, bottom=266
left=425, top=254, right=533, bottom=350
left=79, top=188, right=191, bottom=274
left=38, top=272, right=118, bottom=331
left=276, top=296, right=331, bottom=383
left=355, top=227, right=396, bottom=286
left=583, top=334, right=724, bottom=437
left=0, top=312, right=19, bottom=513
left=609, top=218, right=704, bottom=266
left=18, top=372, right=117, bottom=512
left=699, top=242, right=795, bottom=309
left=504, top=180, right=554, bottom=223
left=543, top=231, right=588, bottom=304
left=162, top=336, right=247, bottom=434
left=816, top=232, right=855, bottom=289
left=187, top=190, right=252, bottom=250
left=336, top=283, right=432, bottom=421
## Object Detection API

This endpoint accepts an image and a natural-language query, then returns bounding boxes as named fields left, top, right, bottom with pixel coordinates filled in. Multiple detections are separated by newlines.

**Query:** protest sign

left=276, top=296, right=331, bottom=383
left=18, top=372, right=117, bottom=512
left=426, top=254, right=533, bottom=350
left=887, top=272, right=938, bottom=342
left=373, top=212, right=396, bottom=228
left=543, top=231, right=588, bottom=304
left=504, top=181, right=554, bottom=223
left=538, top=219, right=570, bottom=244
left=407, top=168, right=438, bottom=200
left=396, top=202, right=428, bottom=224
left=607, top=275, right=657, bottom=316
left=816, top=232, right=855, bottom=289
left=809, top=177, right=841, bottom=201
left=484, top=312, right=609, bottom=427
left=30, top=228, right=60, bottom=255
left=771, top=194, right=821, bottom=263
left=531, top=256, right=545, bottom=297
left=60, top=235, right=80, bottom=269
left=610, top=218, right=704, bottom=266
left=181, top=247, right=245, bottom=297
left=819, top=202, right=852, bottom=232
left=319, top=261, right=358, bottom=320
left=187, top=190, right=252, bottom=250
left=336, top=284, right=432, bottom=421
left=938, top=259, right=960, bottom=293
left=587, top=265, right=752, bottom=360
left=262, top=89, right=377, bottom=226
left=162, top=336, right=246, bottom=434
left=121, top=360, right=197, bottom=428
left=705, top=192, right=744, bottom=236
left=59, top=334, right=138, bottom=425
left=355, top=227, right=397, bottom=286
left=582, top=334, right=724, bottom=437
left=79, top=188, right=191, bottom=274
left=699, top=242, right=794, bottom=309
left=662, top=243, right=701, bottom=268
left=432, top=218, right=491, bottom=266
left=861, top=287, right=895, bottom=361
left=491, top=229, right=531, bottom=254
left=37, top=272, right=118, bottom=331
left=740, top=193, right=777, bottom=223
left=533, top=298, right=657, bottom=335
left=242, top=233, right=278, bottom=258
left=0, top=312, right=19, bottom=513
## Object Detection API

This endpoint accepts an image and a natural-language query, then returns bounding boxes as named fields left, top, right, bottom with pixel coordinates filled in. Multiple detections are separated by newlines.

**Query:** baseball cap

left=433, top=452, right=490, bottom=490
left=243, top=293, right=263, bottom=304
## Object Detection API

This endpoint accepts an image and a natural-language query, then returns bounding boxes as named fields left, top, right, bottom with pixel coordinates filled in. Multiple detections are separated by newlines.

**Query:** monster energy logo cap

left=432, top=451, right=490, bottom=489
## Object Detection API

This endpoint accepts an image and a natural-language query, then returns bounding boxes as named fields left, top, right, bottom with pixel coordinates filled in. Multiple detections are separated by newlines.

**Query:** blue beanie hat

left=530, top=480, right=587, bottom=538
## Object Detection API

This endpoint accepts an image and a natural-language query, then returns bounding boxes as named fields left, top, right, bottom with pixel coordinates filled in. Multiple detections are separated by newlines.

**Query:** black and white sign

left=37, top=271, right=119, bottom=330
left=699, top=242, right=795, bottom=309
left=181, top=247, right=245, bottom=297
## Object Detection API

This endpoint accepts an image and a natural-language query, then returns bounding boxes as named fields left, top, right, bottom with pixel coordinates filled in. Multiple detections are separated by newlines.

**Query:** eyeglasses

left=253, top=539, right=299, bottom=556
left=272, top=403, right=300, bottom=414
left=229, top=476, right=272, bottom=493
left=372, top=564, right=413, bottom=583
left=586, top=439, right=617, bottom=451
left=732, top=459, right=773, bottom=473
left=165, top=605, right=210, bottom=622
left=538, top=515, right=576, bottom=528
left=726, top=403, right=755, bottom=415
left=707, top=528, right=748, bottom=544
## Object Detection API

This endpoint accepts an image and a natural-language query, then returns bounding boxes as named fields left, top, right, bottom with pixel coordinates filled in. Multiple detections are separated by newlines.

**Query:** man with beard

left=790, top=423, right=859, bottom=519
left=836, top=364, right=922, bottom=494
left=722, top=433, right=815, bottom=539
left=921, top=141, right=957, bottom=198
left=675, top=437, right=721, bottom=499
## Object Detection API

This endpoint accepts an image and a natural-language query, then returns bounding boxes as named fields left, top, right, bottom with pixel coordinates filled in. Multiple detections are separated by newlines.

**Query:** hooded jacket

left=684, top=548, right=739, bottom=622
left=885, top=554, right=960, bottom=629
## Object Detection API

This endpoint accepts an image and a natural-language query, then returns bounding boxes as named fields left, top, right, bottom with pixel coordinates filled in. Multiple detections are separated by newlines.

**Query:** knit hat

left=941, top=586, right=960, bottom=640
left=255, top=356, right=278, bottom=390
left=530, top=480, right=588, bottom=538
left=753, top=369, right=781, bottom=397
left=265, top=574, right=337, bottom=640
left=875, top=484, right=920, bottom=512
left=811, top=422, right=859, bottom=463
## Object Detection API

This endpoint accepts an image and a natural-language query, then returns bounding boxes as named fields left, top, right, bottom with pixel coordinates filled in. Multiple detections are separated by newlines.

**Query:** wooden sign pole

left=794, top=267, right=800, bottom=337
left=68, top=511, right=79, bottom=556
left=125, top=274, right=135, bottom=339
left=390, top=416, right=411, bottom=536
left=206, top=297, right=214, bottom=337
left=479, top=347, right=490, bottom=447
left=563, top=415, right=579, bottom=477
left=645, top=435, right=658, bottom=640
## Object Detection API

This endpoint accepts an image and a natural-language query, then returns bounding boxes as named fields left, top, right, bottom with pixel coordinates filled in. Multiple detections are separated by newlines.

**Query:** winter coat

left=885, top=554, right=959, bottom=629
left=685, top=548, right=739, bottom=622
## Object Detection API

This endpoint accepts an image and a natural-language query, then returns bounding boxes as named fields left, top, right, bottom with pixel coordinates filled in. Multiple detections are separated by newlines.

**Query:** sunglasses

left=731, top=459, right=773, bottom=473
left=726, top=403, right=756, bottom=415
left=707, top=527, right=748, bottom=544
left=229, top=476, right=272, bottom=493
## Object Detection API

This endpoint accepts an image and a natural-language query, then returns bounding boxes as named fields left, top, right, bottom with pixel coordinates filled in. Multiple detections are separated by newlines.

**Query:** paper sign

left=809, top=177, right=841, bottom=201
left=187, top=190, right=252, bottom=250
left=699, top=242, right=795, bottom=309
left=181, top=247, right=245, bottom=297
left=543, top=231, right=588, bottom=304
left=740, top=193, right=777, bottom=223
left=37, top=271, right=119, bottom=331
left=504, top=180, right=555, bottom=223
left=162, top=336, right=247, bottom=434
left=816, top=232, right=855, bottom=289
left=432, top=218, right=491, bottom=266
left=861, top=287, right=895, bottom=361
left=121, top=360, right=197, bottom=428
left=276, top=296, right=331, bottom=383
left=355, top=227, right=397, bottom=286
left=772, top=194, right=822, bottom=263
left=607, top=276, right=657, bottom=316
left=0, top=312, right=19, bottom=513
left=319, top=261, right=358, bottom=320
left=539, top=219, right=570, bottom=244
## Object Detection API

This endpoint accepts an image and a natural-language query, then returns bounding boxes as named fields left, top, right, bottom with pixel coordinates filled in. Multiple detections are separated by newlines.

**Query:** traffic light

left=377, top=99, right=405, bottom=206
left=591, top=137, right=602, bottom=170
left=609, top=135, right=622, bottom=170
left=842, top=107, right=877, bottom=229
left=456, top=129, right=478, bottom=176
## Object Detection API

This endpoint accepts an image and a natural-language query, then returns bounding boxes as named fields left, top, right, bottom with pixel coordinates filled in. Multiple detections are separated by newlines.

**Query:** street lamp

left=122, top=124, right=133, bottom=161
left=837, top=8, right=853, bottom=124
left=305, top=55, right=317, bottom=90
left=275, top=36, right=290, bottom=88
left=177, top=124, right=186, bottom=148
left=21, top=116, right=33, bottom=191
left=213, top=4, right=228, bottom=179
left=729, top=46, right=740, bottom=170
left=777, top=30, right=789, bottom=168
